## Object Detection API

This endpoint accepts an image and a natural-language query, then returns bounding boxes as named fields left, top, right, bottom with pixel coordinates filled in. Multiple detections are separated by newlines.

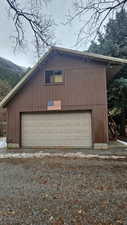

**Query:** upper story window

left=45, top=70, right=64, bottom=84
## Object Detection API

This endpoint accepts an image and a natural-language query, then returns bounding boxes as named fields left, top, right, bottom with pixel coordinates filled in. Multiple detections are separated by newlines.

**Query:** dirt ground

left=0, top=157, right=127, bottom=225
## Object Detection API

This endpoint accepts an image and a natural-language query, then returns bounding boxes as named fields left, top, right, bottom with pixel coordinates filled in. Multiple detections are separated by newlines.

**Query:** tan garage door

left=21, top=112, right=92, bottom=148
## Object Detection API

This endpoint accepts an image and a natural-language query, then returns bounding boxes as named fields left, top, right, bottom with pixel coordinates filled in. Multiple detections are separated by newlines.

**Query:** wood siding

left=7, top=52, right=108, bottom=146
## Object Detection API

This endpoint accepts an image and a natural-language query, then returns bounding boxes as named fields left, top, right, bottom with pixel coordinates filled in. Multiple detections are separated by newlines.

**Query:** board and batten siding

left=7, top=52, right=108, bottom=147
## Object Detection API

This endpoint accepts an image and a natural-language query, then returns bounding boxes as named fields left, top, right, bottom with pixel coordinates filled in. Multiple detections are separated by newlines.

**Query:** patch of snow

left=117, top=139, right=127, bottom=146
left=0, top=137, right=7, bottom=148
left=0, top=151, right=126, bottom=160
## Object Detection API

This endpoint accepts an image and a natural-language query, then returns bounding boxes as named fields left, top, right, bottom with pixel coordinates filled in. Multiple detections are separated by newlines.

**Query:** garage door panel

left=22, top=112, right=92, bottom=148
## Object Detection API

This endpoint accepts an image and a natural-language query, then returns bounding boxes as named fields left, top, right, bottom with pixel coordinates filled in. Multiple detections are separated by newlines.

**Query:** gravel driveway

left=0, top=157, right=127, bottom=225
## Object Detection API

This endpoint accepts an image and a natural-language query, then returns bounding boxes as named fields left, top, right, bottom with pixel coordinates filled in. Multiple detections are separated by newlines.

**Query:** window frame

left=44, top=69, right=64, bottom=85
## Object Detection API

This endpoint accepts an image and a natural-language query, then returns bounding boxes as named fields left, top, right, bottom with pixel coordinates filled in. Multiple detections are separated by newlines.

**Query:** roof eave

left=53, top=46, right=127, bottom=65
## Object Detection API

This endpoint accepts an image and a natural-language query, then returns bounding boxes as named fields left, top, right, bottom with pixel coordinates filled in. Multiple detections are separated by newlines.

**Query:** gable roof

left=1, top=46, right=127, bottom=108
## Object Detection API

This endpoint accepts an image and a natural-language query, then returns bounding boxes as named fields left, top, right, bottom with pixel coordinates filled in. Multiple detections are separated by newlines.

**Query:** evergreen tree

left=89, top=9, right=127, bottom=136
left=89, top=9, right=127, bottom=58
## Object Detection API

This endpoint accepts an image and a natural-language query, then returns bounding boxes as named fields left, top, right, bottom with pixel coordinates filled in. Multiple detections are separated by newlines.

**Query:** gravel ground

left=0, top=157, right=127, bottom=225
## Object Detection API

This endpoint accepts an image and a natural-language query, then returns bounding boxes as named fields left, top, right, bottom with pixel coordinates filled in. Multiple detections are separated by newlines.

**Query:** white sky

left=0, top=0, right=90, bottom=67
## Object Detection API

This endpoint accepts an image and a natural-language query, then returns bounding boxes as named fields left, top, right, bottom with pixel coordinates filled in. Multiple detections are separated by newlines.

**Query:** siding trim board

left=94, top=143, right=108, bottom=149
left=7, top=143, right=19, bottom=149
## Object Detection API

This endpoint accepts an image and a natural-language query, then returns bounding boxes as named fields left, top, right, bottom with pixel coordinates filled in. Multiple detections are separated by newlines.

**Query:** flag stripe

left=47, top=100, right=61, bottom=110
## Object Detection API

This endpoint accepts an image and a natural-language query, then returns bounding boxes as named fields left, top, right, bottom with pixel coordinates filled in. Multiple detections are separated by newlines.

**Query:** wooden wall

left=7, top=52, right=108, bottom=146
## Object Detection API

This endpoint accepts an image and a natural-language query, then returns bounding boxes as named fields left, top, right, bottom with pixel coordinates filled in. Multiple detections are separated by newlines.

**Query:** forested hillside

left=0, top=57, right=27, bottom=101
left=0, top=57, right=25, bottom=88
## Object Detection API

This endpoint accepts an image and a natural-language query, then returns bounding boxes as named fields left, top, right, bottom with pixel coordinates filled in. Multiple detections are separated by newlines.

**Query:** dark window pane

left=54, top=70, right=63, bottom=75
left=45, top=70, right=63, bottom=83
left=45, top=70, right=53, bottom=83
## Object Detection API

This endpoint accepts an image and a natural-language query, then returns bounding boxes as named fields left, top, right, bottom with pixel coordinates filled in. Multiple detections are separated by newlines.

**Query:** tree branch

left=5, top=0, right=55, bottom=57
left=66, top=0, right=127, bottom=46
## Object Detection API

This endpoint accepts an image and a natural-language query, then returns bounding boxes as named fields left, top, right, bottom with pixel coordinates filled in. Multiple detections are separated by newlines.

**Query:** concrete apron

left=1, top=138, right=127, bottom=159
left=7, top=140, right=127, bottom=150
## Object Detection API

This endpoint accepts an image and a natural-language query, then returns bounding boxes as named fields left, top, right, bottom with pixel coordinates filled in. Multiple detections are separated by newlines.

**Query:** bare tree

left=5, top=0, right=55, bottom=57
left=66, top=0, right=127, bottom=46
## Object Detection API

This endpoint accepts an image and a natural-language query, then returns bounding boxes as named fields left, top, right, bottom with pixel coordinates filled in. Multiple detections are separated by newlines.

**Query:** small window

left=45, top=70, right=64, bottom=84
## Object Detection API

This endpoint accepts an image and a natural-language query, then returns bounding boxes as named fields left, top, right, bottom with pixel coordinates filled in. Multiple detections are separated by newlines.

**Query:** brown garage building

left=1, top=47, right=127, bottom=149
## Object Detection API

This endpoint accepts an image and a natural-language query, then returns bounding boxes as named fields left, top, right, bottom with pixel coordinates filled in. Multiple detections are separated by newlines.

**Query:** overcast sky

left=0, top=0, right=90, bottom=68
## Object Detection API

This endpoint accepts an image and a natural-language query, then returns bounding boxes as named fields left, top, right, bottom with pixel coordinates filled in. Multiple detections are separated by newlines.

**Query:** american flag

left=47, top=100, right=61, bottom=110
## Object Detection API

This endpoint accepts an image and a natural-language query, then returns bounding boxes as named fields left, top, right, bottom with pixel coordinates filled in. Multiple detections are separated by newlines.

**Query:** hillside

left=0, top=57, right=26, bottom=88
left=0, top=57, right=26, bottom=136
